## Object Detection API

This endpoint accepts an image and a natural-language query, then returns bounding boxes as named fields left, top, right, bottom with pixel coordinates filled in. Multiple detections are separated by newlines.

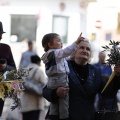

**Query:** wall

left=0, top=0, right=88, bottom=67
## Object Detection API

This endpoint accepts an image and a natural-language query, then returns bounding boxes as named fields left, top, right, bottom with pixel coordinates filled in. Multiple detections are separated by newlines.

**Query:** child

left=41, top=32, right=84, bottom=120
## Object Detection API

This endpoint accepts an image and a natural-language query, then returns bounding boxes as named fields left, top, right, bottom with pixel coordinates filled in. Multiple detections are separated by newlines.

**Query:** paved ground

left=2, top=98, right=48, bottom=120
left=3, top=98, right=120, bottom=120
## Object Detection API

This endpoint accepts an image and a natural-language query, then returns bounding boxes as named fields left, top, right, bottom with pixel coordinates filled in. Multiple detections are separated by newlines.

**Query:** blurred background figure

left=20, top=55, right=46, bottom=120
left=94, top=51, right=112, bottom=78
left=0, top=21, right=16, bottom=120
left=19, top=41, right=37, bottom=68
left=93, top=51, right=118, bottom=111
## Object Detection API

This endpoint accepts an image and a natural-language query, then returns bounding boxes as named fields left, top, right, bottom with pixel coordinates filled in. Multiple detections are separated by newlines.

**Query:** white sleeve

left=55, top=42, right=79, bottom=59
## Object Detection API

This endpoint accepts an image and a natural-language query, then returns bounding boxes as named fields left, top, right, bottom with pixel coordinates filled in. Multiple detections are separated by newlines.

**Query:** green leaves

left=10, top=93, right=21, bottom=111
left=102, top=40, right=120, bottom=66
left=109, top=40, right=120, bottom=46
left=0, top=67, right=32, bottom=111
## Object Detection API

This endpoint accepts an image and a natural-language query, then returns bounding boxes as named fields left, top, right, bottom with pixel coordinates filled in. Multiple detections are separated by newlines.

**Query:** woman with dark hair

left=20, top=55, right=46, bottom=120
left=43, top=39, right=120, bottom=120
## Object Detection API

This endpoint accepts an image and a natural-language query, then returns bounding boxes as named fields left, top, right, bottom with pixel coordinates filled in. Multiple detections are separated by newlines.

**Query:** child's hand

left=75, top=32, right=85, bottom=44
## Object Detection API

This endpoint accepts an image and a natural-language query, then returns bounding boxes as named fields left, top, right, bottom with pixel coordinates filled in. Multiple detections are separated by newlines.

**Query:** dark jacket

left=43, top=60, right=120, bottom=120
left=0, top=43, right=16, bottom=71
left=93, top=62, right=117, bottom=111
left=0, top=43, right=16, bottom=116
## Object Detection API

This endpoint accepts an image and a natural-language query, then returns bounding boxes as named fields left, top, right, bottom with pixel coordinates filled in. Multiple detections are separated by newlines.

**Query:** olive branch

left=0, top=67, right=32, bottom=110
left=101, top=40, right=120, bottom=93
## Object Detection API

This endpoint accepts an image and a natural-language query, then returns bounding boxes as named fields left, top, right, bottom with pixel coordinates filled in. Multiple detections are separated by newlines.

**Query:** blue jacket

left=93, top=62, right=116, bottom=111
left=43, top=60, right=120, bottom=120
left=93, top=62, right=112, bottom=77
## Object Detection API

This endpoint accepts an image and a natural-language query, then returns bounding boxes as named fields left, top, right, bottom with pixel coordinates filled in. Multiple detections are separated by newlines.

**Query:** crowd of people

left=0, top=21, right=120, bottom=120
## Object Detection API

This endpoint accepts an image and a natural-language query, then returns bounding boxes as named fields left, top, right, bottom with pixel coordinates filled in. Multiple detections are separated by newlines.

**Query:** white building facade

left=0, top=0, right=96, bottom=67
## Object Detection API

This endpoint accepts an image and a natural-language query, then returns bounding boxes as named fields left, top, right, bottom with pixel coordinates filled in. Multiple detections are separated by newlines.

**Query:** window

left=105, top=33, right=112, bottom=41
left=10, top=15, right=37, bottom=42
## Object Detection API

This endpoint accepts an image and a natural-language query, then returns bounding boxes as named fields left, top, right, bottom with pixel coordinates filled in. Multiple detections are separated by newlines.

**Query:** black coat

left=0, top=43, right=16, bottom=71
left=43, top=60, right=120, bottom=120
left=0, top=43, right=16, bottom=115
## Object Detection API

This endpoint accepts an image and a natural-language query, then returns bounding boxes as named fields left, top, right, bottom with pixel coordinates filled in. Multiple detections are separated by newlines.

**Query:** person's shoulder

left=37, top=67, right=45, bottom=75
left=89, top=64, right=101, bottom=76
left=47, top=50, right=56, bottom=59
left=0, top=43, right=10, bottom=47
left=93, top=62, right=99, bottom=66
left=31, top=65, right=45, bottom=75
left=21, top=50, right=29, bottom=55
left=0, top=43, right=11, bottom=50
left=105, top=64, right=112, bottom=69
left=89, top=63, right=99, bottom=70
left=67, top=59, right=72, bottom=63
